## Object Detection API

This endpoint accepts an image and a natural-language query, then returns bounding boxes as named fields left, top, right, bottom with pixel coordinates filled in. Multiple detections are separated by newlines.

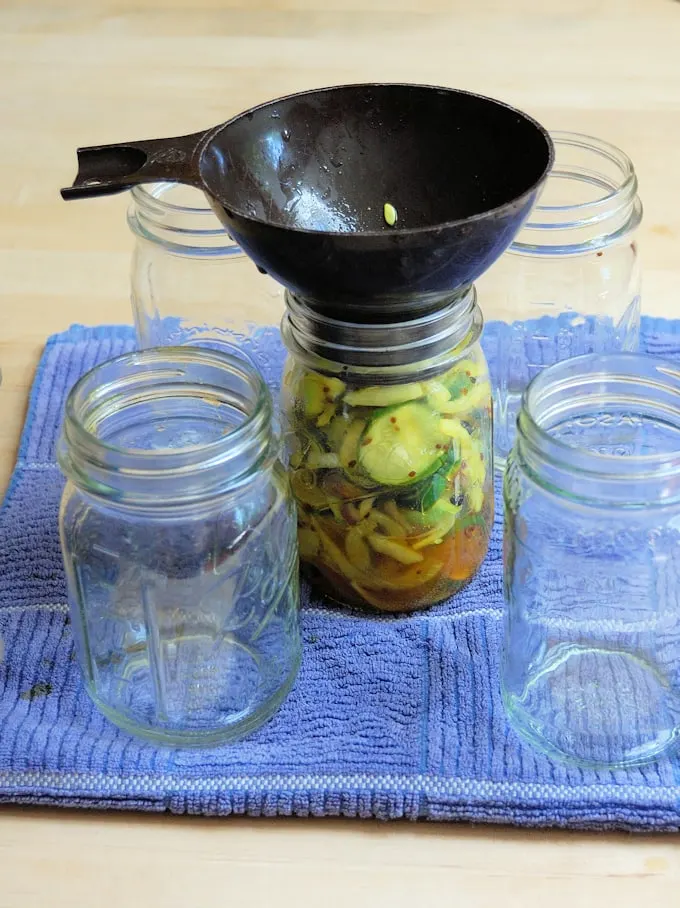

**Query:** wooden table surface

left=2, top=0, right=680, bottom=904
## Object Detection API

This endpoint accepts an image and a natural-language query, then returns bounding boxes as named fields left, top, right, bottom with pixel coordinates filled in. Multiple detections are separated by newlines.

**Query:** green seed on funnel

left=383, top=202, right=398, bottom=227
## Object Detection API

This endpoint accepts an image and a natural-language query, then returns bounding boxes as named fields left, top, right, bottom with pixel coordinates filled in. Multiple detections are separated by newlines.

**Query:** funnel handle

left=60, top=130, right=210, bottom=200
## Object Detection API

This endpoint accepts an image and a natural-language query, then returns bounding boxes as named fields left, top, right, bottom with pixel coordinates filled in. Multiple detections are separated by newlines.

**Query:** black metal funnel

left=62, top=83, right=553, bottom=320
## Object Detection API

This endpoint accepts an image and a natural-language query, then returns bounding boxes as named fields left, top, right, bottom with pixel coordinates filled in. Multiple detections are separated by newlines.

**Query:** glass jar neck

left=510, top=132, right=642, bottom=256
left=281, top=285, right=482, bottom=377
left=58, top=348, right=276, bottom=506
left=128, top=182, right=238, bottom=256
left=513, top=353, right=680, bottom=507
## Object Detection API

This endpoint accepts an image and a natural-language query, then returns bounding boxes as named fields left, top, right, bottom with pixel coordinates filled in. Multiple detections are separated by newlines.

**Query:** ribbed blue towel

left=1, top=317, right=680, bottom=829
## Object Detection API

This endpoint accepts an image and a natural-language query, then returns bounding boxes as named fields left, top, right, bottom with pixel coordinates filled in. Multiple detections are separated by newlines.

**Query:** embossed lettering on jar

left=502, top=353, right=680, bottom=768
left=58, top=347, right=301, bottom=746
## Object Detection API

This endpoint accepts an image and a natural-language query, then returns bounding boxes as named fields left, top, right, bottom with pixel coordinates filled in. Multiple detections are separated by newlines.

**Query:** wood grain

left=1, top=0, right=680, bottom=903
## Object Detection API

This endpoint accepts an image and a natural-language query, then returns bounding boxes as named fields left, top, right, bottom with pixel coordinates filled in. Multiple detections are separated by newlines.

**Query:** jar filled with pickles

left=280, top=288, right=493, bottom=613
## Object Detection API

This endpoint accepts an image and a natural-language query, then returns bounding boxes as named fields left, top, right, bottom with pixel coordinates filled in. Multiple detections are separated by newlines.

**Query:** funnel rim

left=200, top=81, right=555, bottom=239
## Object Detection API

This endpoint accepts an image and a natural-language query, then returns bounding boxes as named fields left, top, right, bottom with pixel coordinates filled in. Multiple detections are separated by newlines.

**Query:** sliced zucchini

left=290, top=469, right=330, bottom=509
left=440, top=418, right=474, bottom=460
left=328, top=498, right=344, bottom=521
left=411, top=500, right=461, bottom=550
left=303, top=372, right=346, bottom=418
left=356, top=496, right=375, bottom=520
left=344, top=382, right=424, bottom=408
left=302, top=436, right=326, bottom=466
left=311, top=516, right=360, bottom=579
left=345, top=527, right=372, bottom=572
left=316, top=404, right=336, bottom=427
left=466, top=485, right=485, bottom=514
left=323, top=474, right=367, bottom=502
left=440, top=418, right=486, bottom=489
left=358, top=401, right=448, bottom=486
left=438, top=380, right=490, bottom=416
left=306, top=451, right=340, bottom=470
left=425, top=380, right=451, bottom=410
left=366, top=534, right=424, bottom=565
left=338, top=418, right=366, bottom=469
left=446, top=358, right=485, bottom=381
left=383, top=500, right=410, bottom=530
left=372, top=510, right=408, bottom=537
left=399, top=445, right=459, bottom=512
left=445, top=371, right=475, bottom=400
left=464, top=447, right=486, bottom=488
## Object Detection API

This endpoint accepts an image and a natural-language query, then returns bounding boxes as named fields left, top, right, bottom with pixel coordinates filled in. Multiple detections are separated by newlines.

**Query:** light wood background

left=1, top=0, right=680, bottom=904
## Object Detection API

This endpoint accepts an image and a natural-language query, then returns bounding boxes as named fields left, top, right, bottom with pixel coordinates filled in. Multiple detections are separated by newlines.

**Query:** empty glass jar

left=477, top=132, right=642, bottom=467
left=58, top=347, right=300, bottom=745
left=281, top=288, right=493, bottom=613
left=502, top=353, right=680, bottom=768
left=128, top=182, right=284, bottom=351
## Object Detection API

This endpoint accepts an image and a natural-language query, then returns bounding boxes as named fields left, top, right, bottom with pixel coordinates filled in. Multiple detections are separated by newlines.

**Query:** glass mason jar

left=128, top=182, right=284, bottom=351
left=280, top=288, right=494, bottom=614
left=502, top=353, right=680, bottom=768
left=58, top=347, right=301, bottom=746
left=477, top=132, right=643, bottom=468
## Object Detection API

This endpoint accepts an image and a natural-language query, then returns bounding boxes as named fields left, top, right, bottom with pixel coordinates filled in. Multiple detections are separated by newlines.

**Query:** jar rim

left=510, top=131, right=641, bottom=254
left=516, top=353, right=680, bottom=500
left=129, top=182, right=242, bottom=254
left=530, top=131, right=636, bottom=216
left=131, top=182, right=217, bottom=217
left=59, top=346, right=275, bottom=503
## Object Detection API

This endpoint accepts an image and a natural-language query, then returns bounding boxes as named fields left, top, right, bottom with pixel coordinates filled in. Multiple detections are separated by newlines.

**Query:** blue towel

left=1, top=317, right=680, bottom=829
